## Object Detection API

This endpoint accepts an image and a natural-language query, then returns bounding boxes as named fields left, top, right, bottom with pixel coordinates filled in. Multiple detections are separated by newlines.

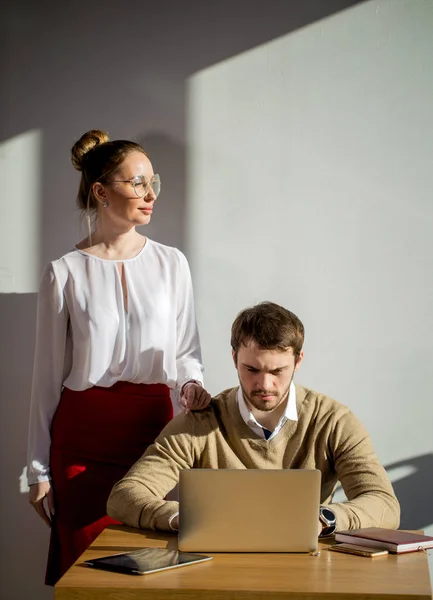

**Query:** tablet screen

left=84, top=547, right=212, bottom=575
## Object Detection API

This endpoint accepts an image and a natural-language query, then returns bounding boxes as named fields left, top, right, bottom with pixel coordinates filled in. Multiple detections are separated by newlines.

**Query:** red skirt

left=46, top=381, right=173, bottom=586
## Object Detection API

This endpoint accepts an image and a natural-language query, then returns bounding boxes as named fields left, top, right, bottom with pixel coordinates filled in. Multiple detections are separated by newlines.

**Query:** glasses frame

left=109, top=174, right=161, bottom=198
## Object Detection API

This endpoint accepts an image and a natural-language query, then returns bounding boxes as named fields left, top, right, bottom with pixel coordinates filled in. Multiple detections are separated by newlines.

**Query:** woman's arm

left=174, top=250, right=204, bottom=390
left=27, top=263, right=69, bottom=486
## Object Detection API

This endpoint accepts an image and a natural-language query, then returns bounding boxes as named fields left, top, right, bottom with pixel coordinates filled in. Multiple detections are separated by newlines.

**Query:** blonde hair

left=71, top=129, right=148, bottom=241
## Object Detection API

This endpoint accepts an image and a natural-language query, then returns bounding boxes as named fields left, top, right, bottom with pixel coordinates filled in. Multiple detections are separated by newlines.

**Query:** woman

left=27, top=129, right=211, bottom=585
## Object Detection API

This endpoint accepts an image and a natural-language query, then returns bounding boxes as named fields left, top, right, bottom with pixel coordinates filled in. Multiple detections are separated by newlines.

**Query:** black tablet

left=84, top=547, right=212, bottom=575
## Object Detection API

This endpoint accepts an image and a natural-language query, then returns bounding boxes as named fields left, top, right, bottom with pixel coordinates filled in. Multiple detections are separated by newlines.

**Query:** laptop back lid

left=178, top=469, right=321, bottom=552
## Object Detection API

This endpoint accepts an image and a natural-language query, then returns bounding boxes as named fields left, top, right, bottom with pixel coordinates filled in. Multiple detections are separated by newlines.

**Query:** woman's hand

left=180, top=382, right=211, bottom=414
left=29, top=481, right=55, bottom=527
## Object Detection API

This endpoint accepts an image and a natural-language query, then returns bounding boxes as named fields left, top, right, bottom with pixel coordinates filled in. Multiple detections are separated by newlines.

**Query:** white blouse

left=27, top=238, right=204, bottom=485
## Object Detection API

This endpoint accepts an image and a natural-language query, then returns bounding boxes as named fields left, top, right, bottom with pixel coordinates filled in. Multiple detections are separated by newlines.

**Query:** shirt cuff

left=176, top=368, right=204, bottom=392
left=27, top=470, right=51, bottom=486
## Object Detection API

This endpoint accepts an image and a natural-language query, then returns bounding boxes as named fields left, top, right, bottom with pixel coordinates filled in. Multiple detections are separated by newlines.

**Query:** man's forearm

left=317, top=493, right=399, bottom=536
left=107, top=479, right=180, bottom=531
left=330, top=489, right=400, bottom=531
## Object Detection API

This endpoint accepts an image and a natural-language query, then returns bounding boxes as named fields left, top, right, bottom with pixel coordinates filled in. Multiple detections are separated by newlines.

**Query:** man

left=108, top=302, right=400, bottom=536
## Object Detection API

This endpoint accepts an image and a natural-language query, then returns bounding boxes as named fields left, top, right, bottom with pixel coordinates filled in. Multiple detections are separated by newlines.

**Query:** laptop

left=178, top=468, right=321, bottom=552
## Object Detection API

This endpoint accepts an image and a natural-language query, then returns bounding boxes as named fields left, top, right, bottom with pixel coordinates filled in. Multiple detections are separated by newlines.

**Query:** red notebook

left=335, top=528, right=433, bottom=554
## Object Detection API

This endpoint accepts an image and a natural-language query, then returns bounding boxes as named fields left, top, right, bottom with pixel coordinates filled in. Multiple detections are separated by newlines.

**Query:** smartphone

left=328, top=543, right=388, bottom=557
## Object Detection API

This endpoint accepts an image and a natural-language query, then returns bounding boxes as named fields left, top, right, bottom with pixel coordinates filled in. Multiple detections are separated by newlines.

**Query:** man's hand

left=29, top=481, right=54, bottom=527
left=180, top=382, right=211, bottom=414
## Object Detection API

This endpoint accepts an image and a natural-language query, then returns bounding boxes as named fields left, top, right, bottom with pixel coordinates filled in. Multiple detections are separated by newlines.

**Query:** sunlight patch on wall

left=0, top=130, right=42, bottom=293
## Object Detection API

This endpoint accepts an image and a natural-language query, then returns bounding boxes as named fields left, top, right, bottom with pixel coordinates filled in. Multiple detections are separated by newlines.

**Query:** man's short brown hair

left=231, top=301, right=304, bottom=359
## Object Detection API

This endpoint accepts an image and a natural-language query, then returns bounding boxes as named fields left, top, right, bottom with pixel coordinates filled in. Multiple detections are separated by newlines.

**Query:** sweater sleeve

left=27, top=263, right=69, bottom=485
left=328, top=407, right=400, bottom=530
left=174, top=250, right=204, bottom=390
left=107, top=412, right=204, bottom=531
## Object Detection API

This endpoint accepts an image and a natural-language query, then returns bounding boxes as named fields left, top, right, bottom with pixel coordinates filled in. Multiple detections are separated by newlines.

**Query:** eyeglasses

left=110, top=174, right=161, bottom=198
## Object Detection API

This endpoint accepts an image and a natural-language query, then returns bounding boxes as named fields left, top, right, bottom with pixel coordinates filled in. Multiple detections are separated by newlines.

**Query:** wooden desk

left=55, top=525, right=432, bottom=600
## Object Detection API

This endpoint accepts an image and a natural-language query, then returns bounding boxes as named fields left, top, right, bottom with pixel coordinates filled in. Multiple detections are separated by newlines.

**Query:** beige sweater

left=108, top=385, right=400, bottom=532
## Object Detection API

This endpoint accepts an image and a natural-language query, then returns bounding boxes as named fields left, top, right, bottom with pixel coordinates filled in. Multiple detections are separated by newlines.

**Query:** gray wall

left=2, top=1, right=431, bottom=598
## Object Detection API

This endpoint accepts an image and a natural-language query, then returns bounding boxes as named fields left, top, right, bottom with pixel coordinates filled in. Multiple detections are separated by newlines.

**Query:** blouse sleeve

left=174, top=250, right=204, bottom=390
left=27, top=263, right=69, bottom=485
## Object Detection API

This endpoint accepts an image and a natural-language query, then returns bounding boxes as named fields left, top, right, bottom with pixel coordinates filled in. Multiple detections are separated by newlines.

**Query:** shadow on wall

left=136, top=132, right=186, bottom=252
left=0, top=292, right=52, bottom=600
left=386, top=453, right=433, bottom=530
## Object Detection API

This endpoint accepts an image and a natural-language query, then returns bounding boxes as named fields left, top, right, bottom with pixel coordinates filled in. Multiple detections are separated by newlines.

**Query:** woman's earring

left=102, top=201, right=109, bottom=208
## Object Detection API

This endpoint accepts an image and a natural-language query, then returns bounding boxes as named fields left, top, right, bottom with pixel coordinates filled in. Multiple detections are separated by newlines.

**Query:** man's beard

left=240, top=378, right=293, bottom=413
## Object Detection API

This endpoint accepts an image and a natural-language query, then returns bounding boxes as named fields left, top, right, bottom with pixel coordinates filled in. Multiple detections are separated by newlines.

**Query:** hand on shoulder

left=180, top=382, right=211, bottom=414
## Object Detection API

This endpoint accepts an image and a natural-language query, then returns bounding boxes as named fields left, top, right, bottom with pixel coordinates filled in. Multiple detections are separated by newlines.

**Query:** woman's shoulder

left=42, top=248, right=87, bottom=280
left=36, top=249, right=84, bottom=294
left=53, top=247, right=87, bottom=267
left=145, top=238, right=187, bottom=264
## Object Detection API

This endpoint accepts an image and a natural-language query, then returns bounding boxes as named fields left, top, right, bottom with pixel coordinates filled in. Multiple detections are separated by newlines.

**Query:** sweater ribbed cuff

left=140, top=500, right=180, bottom=532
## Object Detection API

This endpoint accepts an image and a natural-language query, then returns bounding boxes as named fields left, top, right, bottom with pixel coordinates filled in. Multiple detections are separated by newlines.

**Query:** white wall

left=188, top=0, right=433, bottom=570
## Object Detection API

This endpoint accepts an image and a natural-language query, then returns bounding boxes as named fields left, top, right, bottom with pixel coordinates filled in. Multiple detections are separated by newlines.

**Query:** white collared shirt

left=237, top=382, right=298, bottom=440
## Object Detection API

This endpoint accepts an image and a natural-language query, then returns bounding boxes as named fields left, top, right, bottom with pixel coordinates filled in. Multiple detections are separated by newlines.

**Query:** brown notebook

left=335, top=528, right=433, bottom=554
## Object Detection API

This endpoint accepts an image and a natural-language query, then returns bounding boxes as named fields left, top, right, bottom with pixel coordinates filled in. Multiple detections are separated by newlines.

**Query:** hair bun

left=71, top=129, right=110, bottom=171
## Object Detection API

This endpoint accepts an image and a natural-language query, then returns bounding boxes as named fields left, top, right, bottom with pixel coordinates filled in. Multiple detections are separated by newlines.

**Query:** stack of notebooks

left=335, top=528, right=433, bottom=554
